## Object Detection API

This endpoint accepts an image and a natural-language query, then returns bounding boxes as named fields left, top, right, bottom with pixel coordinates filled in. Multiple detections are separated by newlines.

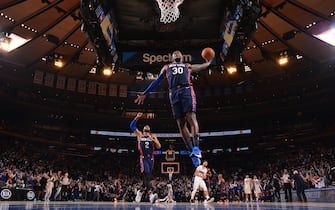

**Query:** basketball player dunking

left=130, top=112, right=161, bottom=190
left=135, top=50, right=212, bottom=167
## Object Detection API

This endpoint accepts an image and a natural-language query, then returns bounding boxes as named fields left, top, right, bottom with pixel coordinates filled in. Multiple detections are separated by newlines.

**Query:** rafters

left=4, top=0, right=64, bottom=32
left=0, top=0, right=26, bottom=10
left=260, top=1, right=333, bottom=47
left=63, top=39, right=89, bottom=69
left=258, top=20, right=318, bottom=63
left=12, top=3, right=80, bottom=52
left=26, top=22, right=81, bottom=68
left=286, top=0, right=332, bottom=22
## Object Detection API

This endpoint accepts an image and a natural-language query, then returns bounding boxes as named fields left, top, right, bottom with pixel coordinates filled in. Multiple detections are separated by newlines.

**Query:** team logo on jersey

left=1, top=189, right=12, bottom=200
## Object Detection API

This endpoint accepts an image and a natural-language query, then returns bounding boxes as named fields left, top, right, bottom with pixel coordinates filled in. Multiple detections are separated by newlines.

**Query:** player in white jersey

left=253, top=175, right=262, bottom=202
left=190, top=160, right=214, bottom=203
left=244, top=175, right=252, bottom=202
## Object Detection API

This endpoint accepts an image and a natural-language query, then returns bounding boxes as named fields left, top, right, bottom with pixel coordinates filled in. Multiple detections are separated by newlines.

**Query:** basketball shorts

left=140, top=156, right=154, bottom=173
left=193, top=176, right=208, bottom=192
left=169, top=86, right=196, bottom=119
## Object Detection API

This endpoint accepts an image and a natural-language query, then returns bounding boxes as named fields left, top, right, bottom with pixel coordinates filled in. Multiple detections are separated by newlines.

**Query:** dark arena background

left=0, top=0, right=335, bottom=209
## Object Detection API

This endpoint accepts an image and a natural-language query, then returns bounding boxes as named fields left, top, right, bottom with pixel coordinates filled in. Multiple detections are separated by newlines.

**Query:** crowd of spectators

left=0, top=138, right=334, bottom=203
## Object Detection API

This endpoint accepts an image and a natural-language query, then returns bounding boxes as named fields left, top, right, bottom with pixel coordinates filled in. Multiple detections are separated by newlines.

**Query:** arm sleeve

left=130, top=119, right=137, bottom=132
left=143, top=73, right=164, bottom=95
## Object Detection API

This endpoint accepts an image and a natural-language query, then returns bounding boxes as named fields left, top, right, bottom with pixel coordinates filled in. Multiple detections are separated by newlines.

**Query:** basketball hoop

left=156, top=0, right=184, bottom=24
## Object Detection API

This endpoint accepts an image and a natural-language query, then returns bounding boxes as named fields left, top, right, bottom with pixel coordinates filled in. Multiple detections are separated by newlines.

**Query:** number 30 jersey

left=138, top=135, right=154, bottom=159
left=165, top=63, right=191, bottom=89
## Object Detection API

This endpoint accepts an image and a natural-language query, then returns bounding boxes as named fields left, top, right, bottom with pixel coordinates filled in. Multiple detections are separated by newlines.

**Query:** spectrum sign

left=122, top=51, right=216, bottom=66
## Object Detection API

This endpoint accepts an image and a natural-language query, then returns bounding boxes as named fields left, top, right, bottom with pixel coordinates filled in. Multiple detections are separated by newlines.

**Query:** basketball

left=201, top=47, right=215, bottom=61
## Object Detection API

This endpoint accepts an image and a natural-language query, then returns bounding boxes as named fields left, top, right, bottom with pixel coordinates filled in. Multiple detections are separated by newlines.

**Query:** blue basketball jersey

left=138, top=136, right=154, bottom=158
left=165, top=63, right=192, bottom=89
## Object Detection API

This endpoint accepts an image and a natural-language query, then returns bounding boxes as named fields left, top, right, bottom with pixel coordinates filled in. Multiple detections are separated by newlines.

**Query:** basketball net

left=156, top=0, right=184, bottom=24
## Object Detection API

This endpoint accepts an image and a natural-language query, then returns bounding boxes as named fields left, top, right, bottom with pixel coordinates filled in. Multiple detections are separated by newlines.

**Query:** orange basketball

left=201, top=47, right=215, bottom=61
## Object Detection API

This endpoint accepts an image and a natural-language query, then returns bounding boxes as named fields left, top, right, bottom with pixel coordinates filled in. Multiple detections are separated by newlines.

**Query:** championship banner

left=33, top=70, right=44, bottom=85
left=109, top=84, right=117, bottom=97
left=122, top=50, right=216, bottom=66
left=44, top=73, right=54, bottom=87
left=78, top=80, right=87, bottom=93
left=119, top=85, right=127, bottom=98
left=98, top=83, right=107, bottom=96
left=67, top=78, right=76, bottom=92
left=56, top=76, right=66, bottom=89
left=88, top=82, right=97, bottom=95
left=223, top=20, right=238, bottom=47
left=100, top=14, right=114, bottom=47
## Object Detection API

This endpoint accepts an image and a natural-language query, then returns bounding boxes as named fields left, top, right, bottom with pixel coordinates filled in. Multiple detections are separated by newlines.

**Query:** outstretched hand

left=134, top=94, right=146, bottom=105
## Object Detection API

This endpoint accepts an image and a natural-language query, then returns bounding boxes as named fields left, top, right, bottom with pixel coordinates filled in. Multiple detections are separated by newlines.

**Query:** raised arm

left=130, top=112, right=143, bottom=137
left=151, top=134, right=161, bottom=149
left=189, top=61, right=211, bottom=73
left=134, top=66, right=167, bottom=105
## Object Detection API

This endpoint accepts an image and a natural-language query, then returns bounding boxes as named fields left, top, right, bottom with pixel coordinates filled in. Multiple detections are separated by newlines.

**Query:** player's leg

left=170, top=90, right=194, bottom=152
left=183, top=86, right=201, bottom=158
left=186, top=112, right=201, bottom=158
left=172, top=89, right=199, bottom=167
left=176, top=117, right=193, bottom=151
left=176, top=118, right=200, bottom=167
left=200, top=180, right=214, bottom=203
left=190, top=178, right=200, bottom=202
left=143, top=159, right=152, bottom=189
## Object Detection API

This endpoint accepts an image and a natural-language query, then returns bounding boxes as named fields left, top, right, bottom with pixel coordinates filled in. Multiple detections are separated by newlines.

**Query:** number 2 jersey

left=138, top=135, right=154, bottom=159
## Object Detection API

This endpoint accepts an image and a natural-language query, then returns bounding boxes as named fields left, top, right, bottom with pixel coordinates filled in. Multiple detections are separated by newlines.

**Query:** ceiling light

left=278, top=57, right=288, bottom=66
left=0, top=33, right=31, bottom=52
left=314, top=27, right=335, bottom=46
left=54, top=59, right=64, bottom=68
left=103, top=67, right=112, bottom=76
left=227, top=66, right=237, bottom=74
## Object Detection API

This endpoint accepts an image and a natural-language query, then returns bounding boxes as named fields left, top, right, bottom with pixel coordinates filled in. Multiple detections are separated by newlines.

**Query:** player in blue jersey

left=130, top=112, right=161, bottom=190
left=135, top=50, right=212, bottom=167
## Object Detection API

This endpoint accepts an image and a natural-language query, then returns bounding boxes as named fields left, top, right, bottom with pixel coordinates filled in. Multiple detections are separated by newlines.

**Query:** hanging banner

left=33, top=70, right=44, bottom=85
left=119, top=85, right=127, bottom=98
left=78, top=80, right=87, bottom=93
left=109, top=84, right=117, bottom=97
left=44, top=73, right=54, bottom=87
left=88, top=82, right=97, bottom=95
left=67, top=78, right=76, bottom=92
left=56, top=76, right=66, bottom=89
left=98, top=83, right=107, bottom=96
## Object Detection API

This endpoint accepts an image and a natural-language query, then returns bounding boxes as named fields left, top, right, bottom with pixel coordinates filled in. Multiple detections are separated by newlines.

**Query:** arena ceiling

left=0, top=0, right=334, bottom=82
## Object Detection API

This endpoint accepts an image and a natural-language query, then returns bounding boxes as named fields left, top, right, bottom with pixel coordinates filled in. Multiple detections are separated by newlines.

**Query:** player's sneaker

left=191, top=156, right=201, bottom=167
left=190, top=146, right=202, bottom=158
left=204, top=197, right=214, bottom=204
